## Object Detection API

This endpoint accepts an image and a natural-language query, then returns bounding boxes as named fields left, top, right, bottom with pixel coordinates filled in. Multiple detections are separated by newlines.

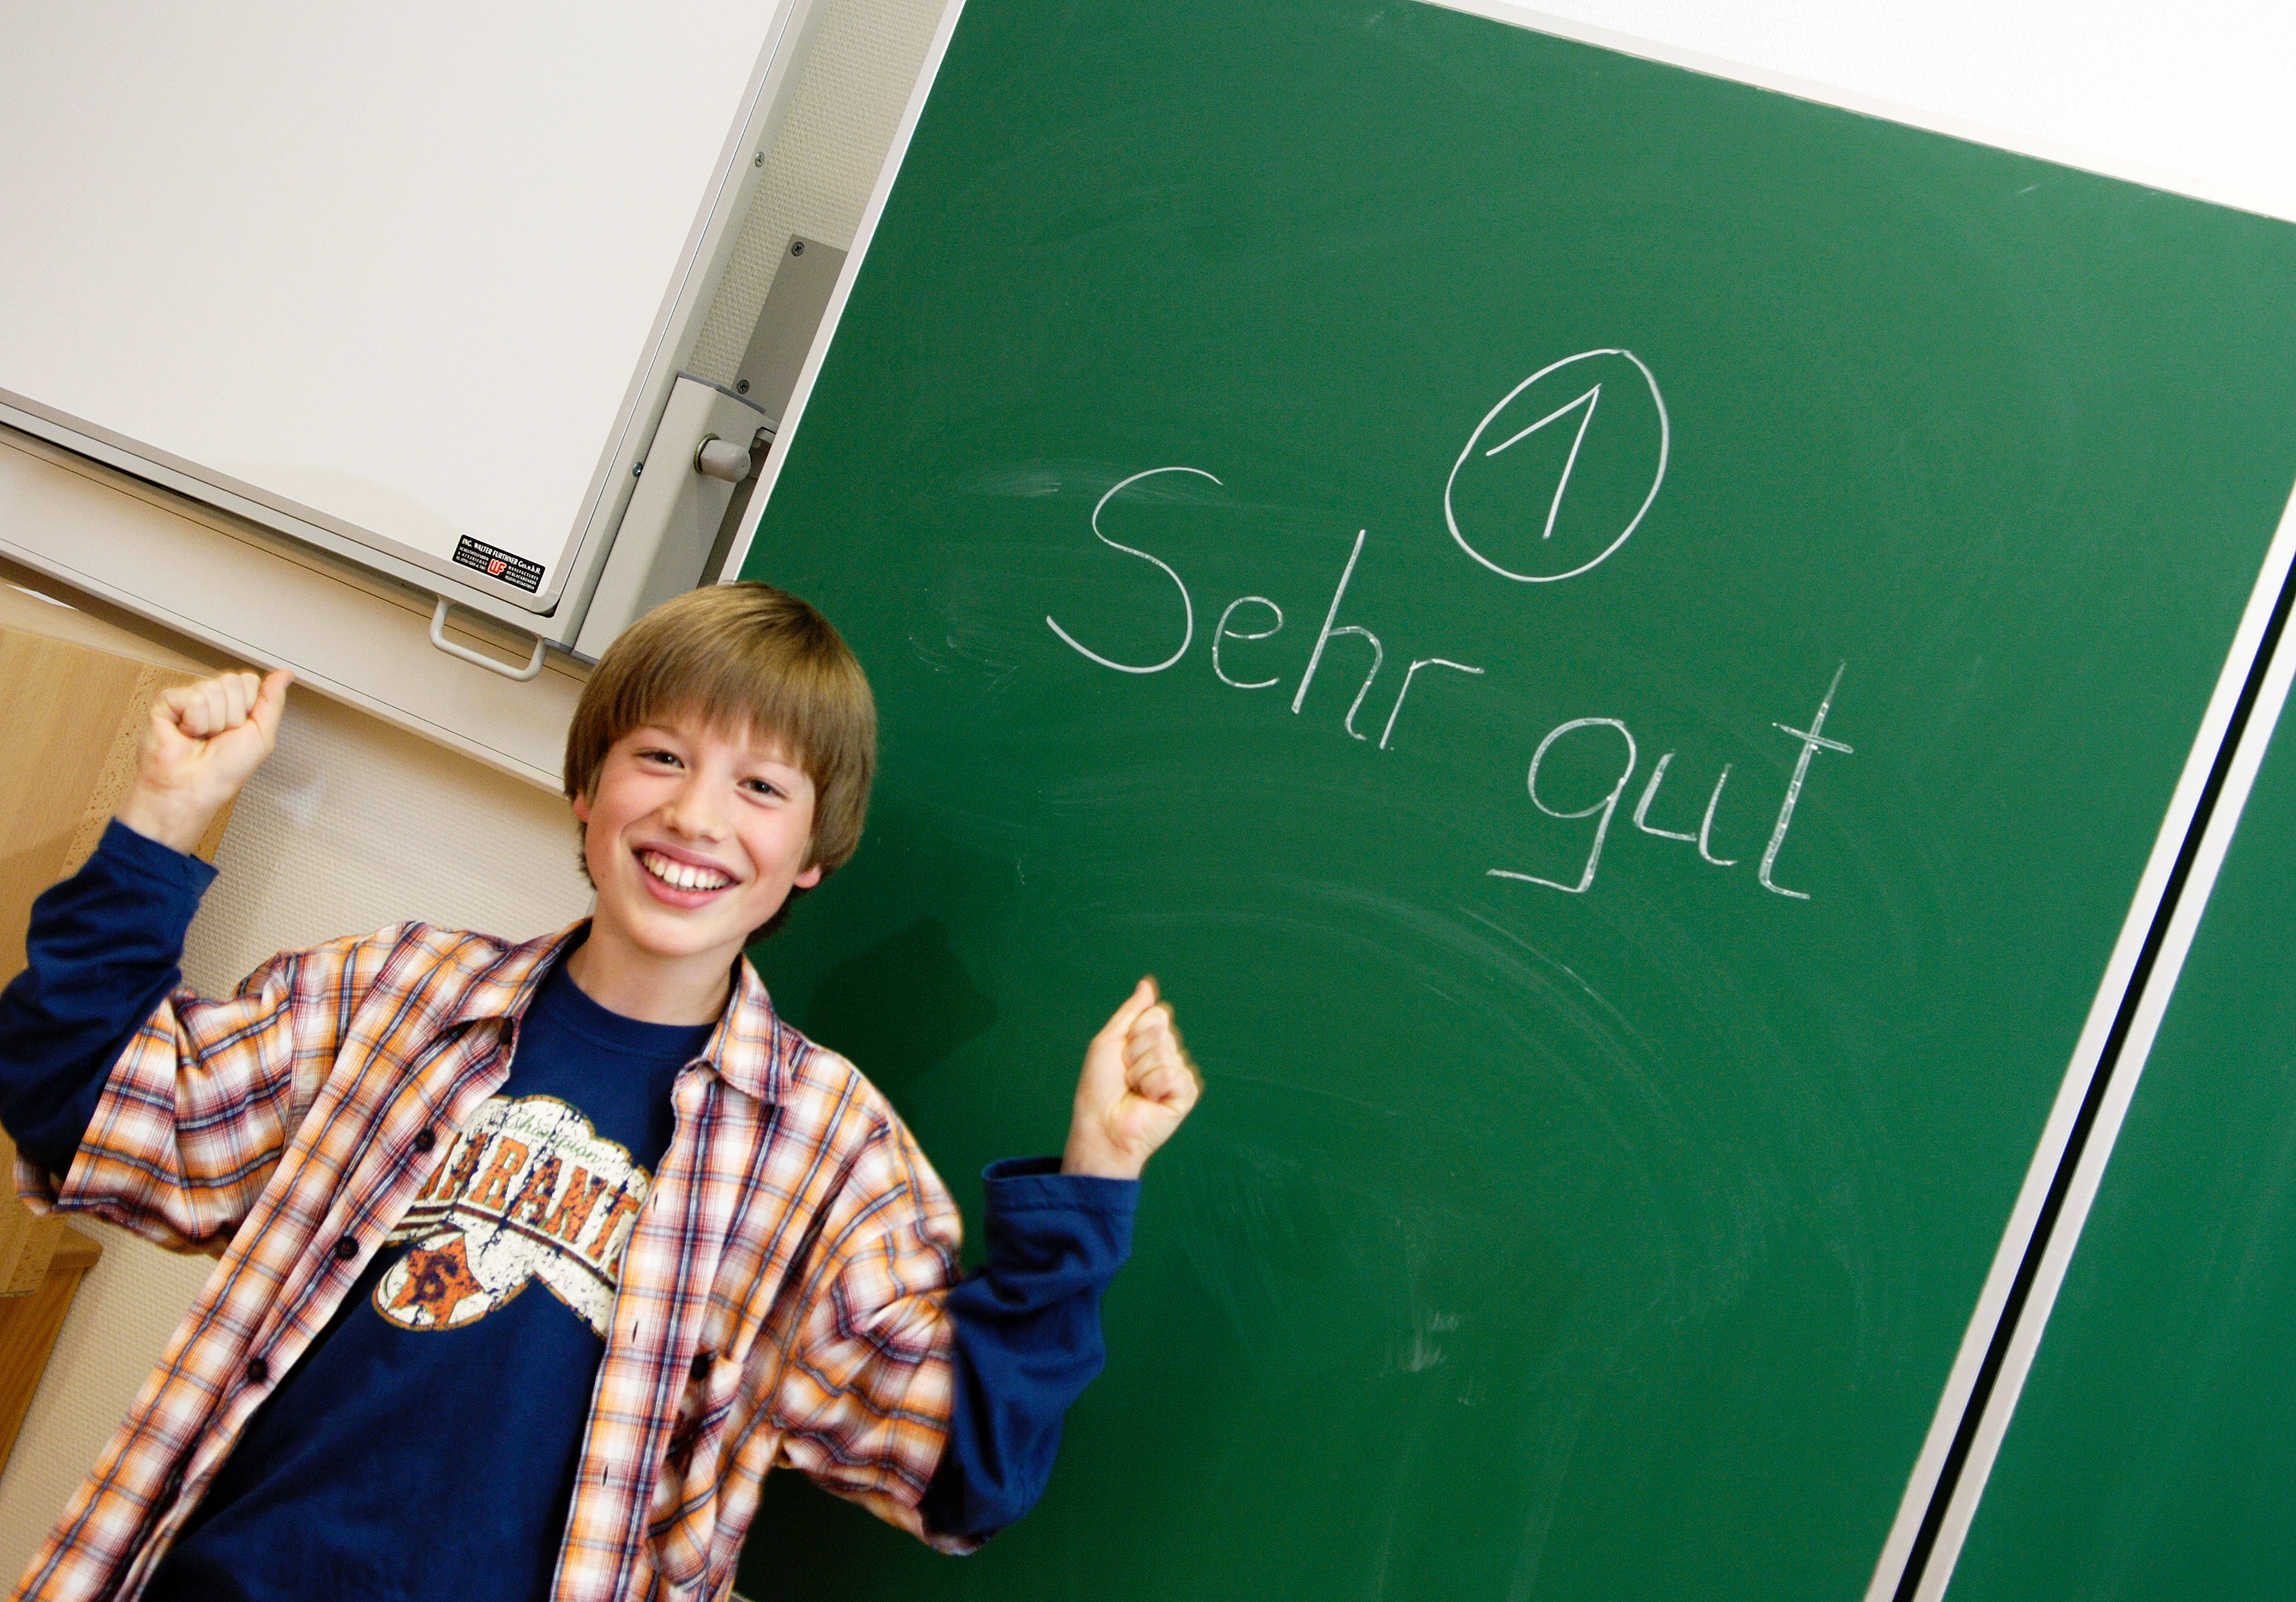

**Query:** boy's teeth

left=642, top=851, right=730, bottom=892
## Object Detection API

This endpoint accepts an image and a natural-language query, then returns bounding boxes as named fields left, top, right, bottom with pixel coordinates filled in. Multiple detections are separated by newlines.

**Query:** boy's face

left=573, top=715, right=824, bottom=968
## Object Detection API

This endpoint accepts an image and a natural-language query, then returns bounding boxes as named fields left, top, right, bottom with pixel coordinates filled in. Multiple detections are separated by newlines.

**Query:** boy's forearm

left=116, top=783, right=229, bottom=856
left=0, top=820, right=215, bottom=1176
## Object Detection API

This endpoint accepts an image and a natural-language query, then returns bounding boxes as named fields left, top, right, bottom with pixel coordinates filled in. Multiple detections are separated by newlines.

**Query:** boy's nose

left=657, top=781, right=729, bottom=840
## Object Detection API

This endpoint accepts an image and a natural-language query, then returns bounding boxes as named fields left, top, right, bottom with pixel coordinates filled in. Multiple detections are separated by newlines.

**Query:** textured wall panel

left=688, top=0, right=948, bottom=384
left=181, top=687, right=594, bottom=988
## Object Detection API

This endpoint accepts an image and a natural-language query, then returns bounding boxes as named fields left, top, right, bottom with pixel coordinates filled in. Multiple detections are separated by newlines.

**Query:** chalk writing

left=1381, top=659, right=1486, bottom=751
left=1213, top=596, right=1284, bottom=689
left=1632, top=752, right=1696, bottom=842
left=1046, top=465, right=1217, bottom=673
left=1491, top=670, right=1850, bottom=898
left=1633, top=754, right=1740, bottom=866
left=1484, top=382, right=1600, bottom=543
left=1759, top=664, right=1853, bottom=900
left=1697, top=766, right=1740, bottom=867
left=1445, top=349, right=1669, bottom=584
left=1038, top=354, right=1859, bottom=902
left=1292, top=530, right=1384, bottom=740
left=1490, top=719, right=1639, bottom=895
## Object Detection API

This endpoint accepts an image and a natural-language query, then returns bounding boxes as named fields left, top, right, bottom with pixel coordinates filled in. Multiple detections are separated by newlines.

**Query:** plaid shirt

left=12, top=920, right=970, bottom=1602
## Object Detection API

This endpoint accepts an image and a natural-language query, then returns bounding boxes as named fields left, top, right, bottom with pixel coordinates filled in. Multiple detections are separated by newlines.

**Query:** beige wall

left=0, top=579, right=593, bottom=1578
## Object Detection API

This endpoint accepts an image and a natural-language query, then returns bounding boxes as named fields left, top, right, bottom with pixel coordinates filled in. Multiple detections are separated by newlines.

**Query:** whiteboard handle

left=429, top=597, right=548, bottom=681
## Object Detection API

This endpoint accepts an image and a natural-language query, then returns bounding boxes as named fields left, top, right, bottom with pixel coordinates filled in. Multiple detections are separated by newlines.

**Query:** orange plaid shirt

left=11, top=921, right=970, bottom=1602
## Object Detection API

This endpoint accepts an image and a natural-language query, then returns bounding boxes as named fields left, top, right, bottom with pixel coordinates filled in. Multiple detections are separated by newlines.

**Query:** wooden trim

left=0, top=1225, right=103, bottom=1478
left=0, top=617, right=242, bottom=1479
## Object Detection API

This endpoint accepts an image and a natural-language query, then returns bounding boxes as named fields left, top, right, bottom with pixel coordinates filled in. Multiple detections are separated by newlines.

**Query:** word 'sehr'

left=1045, top=353, right=1856, bottom=901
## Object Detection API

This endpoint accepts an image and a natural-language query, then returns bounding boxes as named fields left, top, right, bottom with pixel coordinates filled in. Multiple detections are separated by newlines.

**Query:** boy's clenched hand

left=116, top=669, right=293, bottom=854
left=1062, top=978, right=1202, bottom=1180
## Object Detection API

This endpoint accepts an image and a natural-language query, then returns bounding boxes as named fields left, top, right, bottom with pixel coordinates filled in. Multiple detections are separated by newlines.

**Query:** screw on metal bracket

left=753, top=152, right=765, bottom=168
left=790, top=240, right=804, bottom=256
left=736, top=378, right=750, bottom=393
left=633, top=462, right=643, bottom=477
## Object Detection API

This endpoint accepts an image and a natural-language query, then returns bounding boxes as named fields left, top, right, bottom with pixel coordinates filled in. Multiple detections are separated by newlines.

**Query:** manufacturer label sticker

left=453, top=536, right=544, bottom=594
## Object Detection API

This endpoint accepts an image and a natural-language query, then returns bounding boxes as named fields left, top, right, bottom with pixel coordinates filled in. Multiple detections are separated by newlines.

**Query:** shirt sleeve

left=919, top=1156, right=1140, bottom=1541
left=0, top=819, right=216, bottom=1175
left=4, top=820, right=403, bottom=1251
left=766, top=1113, right=971, bottom=1548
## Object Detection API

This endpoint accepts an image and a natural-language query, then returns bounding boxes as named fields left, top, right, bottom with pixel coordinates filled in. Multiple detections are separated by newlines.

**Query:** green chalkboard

left=733, top=3, right=2296, bottom=1598
left=1946, top=702, right=2296, bottom=1600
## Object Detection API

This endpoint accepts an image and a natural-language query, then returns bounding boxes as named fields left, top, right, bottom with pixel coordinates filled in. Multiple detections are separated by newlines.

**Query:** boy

left=0, top=583, right=1198, bottom=1601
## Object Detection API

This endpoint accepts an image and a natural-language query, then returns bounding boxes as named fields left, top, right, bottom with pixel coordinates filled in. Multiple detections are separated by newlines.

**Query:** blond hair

left=564, top=584, right=877, bottom=932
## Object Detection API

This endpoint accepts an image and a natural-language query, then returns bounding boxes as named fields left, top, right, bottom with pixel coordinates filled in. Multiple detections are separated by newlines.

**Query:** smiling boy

left=0, top=583, right=1198, bottom=1601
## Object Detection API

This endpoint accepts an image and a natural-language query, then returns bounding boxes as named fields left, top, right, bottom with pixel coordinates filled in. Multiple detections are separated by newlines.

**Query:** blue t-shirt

left=143, top=957, right=704, bottom=1602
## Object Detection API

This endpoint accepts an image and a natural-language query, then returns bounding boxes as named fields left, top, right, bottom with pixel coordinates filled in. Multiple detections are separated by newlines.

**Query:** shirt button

left=691, top=1350, right=712, bottom=1381
left=333, top=1237, right=359, bottom=1262
left=245, top=1357, right=269, bottom=1385
left=411, top=1128, right=437, bottom=1153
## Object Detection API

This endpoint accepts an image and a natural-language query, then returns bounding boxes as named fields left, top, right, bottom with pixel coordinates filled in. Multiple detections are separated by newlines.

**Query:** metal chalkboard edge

left=1872, top=480, right=2296, bottom=1601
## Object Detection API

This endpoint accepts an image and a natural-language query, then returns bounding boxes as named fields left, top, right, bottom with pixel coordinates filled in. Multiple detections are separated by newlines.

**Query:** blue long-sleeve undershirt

left=923, top=1157, right=1133, bottom=1535
left=0, top=820, right=1129, bottom=1541
left=0, top=822, right=210, bottom=1177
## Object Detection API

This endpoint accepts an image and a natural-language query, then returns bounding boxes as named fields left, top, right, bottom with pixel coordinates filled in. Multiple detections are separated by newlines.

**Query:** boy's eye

left=636, top=748, right=682, bottom=768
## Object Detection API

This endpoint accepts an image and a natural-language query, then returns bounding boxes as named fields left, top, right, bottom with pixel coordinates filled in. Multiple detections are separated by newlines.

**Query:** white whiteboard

left=0, top=0, right=805, bottom=626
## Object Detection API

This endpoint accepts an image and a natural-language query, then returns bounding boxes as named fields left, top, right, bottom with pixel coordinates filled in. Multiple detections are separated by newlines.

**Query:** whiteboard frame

left=0, top=0, right=825, bottom=649
left=723, top=2, right=2296, bottom=1597
left=0, top=425, right=583, bottom=789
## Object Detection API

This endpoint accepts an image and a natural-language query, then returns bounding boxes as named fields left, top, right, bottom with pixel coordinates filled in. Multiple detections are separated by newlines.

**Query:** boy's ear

left=572, top=793, right=592, bottom=824
left=795, top=863, right=824, bottom=890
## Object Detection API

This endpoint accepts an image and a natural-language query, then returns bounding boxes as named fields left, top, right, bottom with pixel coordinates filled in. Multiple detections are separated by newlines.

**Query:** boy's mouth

left=637, top=848, right=735, bottom=893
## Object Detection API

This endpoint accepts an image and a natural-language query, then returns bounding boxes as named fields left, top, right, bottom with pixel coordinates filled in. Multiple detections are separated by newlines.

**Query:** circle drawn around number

left=1444, top=349, right=1669, bottom=584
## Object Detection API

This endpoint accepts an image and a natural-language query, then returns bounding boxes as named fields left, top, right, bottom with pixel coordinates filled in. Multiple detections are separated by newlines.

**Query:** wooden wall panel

left=0, top=622, right=233, bottom=1468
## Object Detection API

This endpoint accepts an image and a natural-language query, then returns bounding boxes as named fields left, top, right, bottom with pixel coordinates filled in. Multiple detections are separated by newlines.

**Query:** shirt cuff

left=100, top=816, right=221, bottom=899
left=981, top=1156, right=1143, bottom=1214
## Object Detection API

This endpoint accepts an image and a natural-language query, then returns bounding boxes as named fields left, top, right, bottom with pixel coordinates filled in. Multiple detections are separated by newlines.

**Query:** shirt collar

left=697, top=956, right=794, bottom=1104
left=441, top=921, right=793, bottom=1104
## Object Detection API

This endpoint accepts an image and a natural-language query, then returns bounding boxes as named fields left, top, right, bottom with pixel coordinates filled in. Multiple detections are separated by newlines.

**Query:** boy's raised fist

left=1062, top=977, right=1202, bottom=1180
left=117, top=669, right=293, bottom=854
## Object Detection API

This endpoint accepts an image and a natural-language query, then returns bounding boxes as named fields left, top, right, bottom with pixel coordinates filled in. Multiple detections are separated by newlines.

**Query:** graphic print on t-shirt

left=375, top=1095, right=650, bottom=1337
